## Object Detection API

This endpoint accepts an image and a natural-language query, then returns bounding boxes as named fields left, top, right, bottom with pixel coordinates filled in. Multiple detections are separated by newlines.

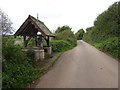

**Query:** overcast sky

left=0, top=0, right=118, bottom=33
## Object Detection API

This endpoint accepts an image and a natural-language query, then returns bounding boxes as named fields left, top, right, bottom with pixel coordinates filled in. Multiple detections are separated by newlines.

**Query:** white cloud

left=0, top=0, right=118, bottom=32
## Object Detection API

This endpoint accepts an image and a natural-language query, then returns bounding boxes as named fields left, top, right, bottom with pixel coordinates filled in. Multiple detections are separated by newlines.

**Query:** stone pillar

left=43, top=46, right=52, bottom=57
left=47, top=46, right=52, bottom=56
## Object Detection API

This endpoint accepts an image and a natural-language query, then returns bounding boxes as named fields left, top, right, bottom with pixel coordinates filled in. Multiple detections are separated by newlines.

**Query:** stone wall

left=22, top=48, right=45, bottom=61
left=22, top=46, right=52, bottom=61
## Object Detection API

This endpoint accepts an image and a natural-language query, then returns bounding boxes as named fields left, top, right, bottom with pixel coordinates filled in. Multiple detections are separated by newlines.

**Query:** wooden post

left=35, top=36, right=37, bottom=47
left=47, top=36, right=49, bottom=47
left=23, top=36, right=32, bottom=48
left=23, top=36, right=27, bottom=47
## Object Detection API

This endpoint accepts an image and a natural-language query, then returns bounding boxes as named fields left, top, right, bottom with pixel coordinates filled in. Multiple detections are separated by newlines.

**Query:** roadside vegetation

left=75, top=29, right=85, bottom=40
left=51, top=25, right=77, bottom=52
left=83, top=2, right=120, bottom=60
left=2, top=1, right=119, bottom=89
left=1, top=9, right=44, bottom=88
left=2, top=29, right=76, bottom=88
left=2, top=36, right=45, bottom=88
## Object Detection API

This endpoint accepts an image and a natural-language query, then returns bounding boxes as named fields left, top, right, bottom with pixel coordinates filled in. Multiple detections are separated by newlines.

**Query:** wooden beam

left=30, top=18, right=46, bottom=36
left=21, top=22, right=31, bottom=35
left=14, top=17, right=31, bottom=36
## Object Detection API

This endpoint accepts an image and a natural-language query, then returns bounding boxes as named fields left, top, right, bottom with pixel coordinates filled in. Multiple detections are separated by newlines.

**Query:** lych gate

left=14, top=15, right=55, bottom=60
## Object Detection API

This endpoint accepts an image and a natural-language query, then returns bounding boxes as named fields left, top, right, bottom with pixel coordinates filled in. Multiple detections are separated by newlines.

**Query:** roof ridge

left=29, top=15, right=44, bottom=24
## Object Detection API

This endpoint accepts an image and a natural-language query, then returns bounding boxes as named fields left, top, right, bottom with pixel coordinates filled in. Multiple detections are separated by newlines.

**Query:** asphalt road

left=35, top=40, right=118, bottom=88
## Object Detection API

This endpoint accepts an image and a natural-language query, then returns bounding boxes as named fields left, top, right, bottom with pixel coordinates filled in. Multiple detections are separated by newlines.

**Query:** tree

left=0, top=9, right=13, bottom=36
left=75, top=29, right=85, bottom=40
left=84, top=1, right=119, bottom=43
left=83, top=1, right=120, bottom=59
left=55, top=25, right=72, bottom=33
left=93, top=1, right=119, bottom=39
left=54, top=25, right=77, bottom=46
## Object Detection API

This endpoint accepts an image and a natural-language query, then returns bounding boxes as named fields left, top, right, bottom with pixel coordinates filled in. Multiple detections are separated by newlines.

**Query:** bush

left=55, top=30, right=77, bottom=46
left=50, top=40, right=73, bottom=52
left=3, top=36, right=23, bottom=62
left=93, top=37, right=119, bottom=59
left=27, top=38, right=35, bottom=48
left=2, top=36, right=44, bottom=88
left=2, top=60, right=43, bottom=88
left=51, top=25, right=77, bottom=52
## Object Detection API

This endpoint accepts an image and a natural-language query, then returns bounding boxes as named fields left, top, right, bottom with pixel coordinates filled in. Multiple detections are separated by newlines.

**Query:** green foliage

left=83, top=26, right=95, bottom=43
left=27, top=38, right=35, bottom=48
left=14, top=36, right=35, bottom=48
left=55, top=25, right=72, bottom=33
left=2, top=61, right=43, bottom=88
left=50, top=40, right=73, bottom=52
left=55, top=25, right=77, bottom=47
left=26, top=49, right=35, bottom=63
left=51, top=25, right=76, bottom=52
left=75, top=29, right=85, bottom=40
left=2, top=36, right=44, bottom=88
left=83, top=2, right=119, bottom=60
left=16, top=36, right=23, bottom=40
left=93, top=1, right=119, bottom=41
left=51, top=25, right=77, bottom=52
left=3, top=36, right=23, bottom=61
left=93, top=37, right=119, bottom=59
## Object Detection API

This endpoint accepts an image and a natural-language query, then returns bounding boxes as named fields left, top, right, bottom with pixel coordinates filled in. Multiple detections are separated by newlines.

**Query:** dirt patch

left=35, top=58, right=50, bottom=68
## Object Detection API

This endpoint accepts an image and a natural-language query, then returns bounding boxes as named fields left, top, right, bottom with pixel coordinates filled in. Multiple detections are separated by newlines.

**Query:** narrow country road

left=35, top=40, right=118, bottom=88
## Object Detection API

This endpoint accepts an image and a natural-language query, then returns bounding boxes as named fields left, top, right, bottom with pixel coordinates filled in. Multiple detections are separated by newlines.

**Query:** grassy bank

left=85, top=37, right=119, bottom=60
